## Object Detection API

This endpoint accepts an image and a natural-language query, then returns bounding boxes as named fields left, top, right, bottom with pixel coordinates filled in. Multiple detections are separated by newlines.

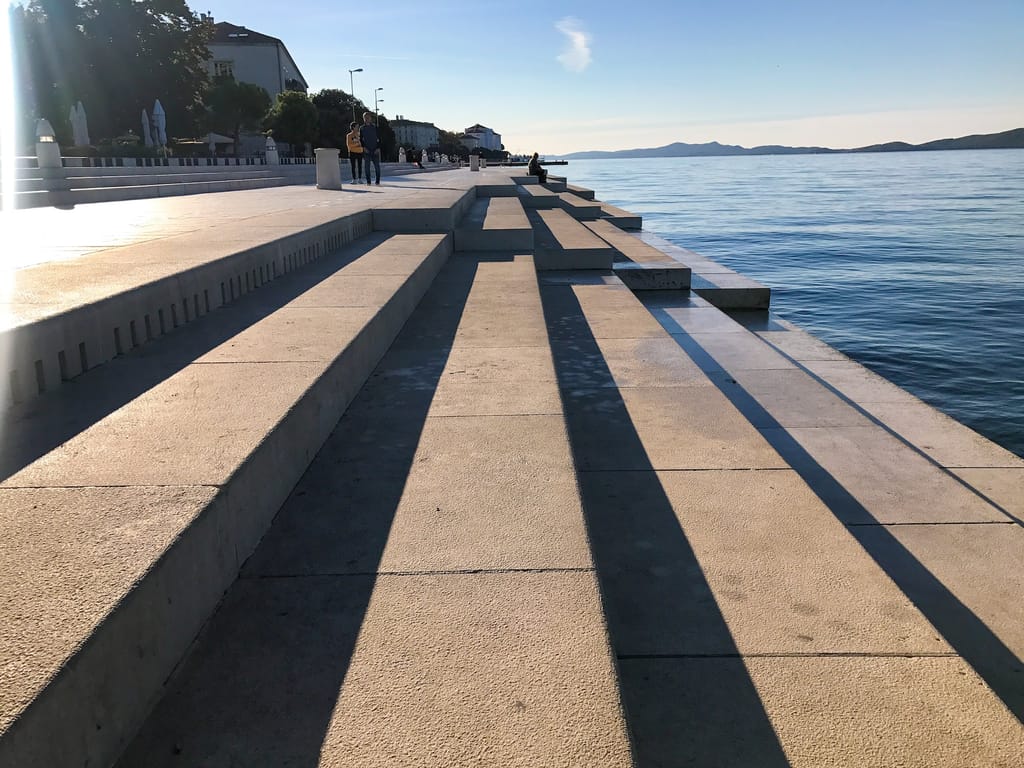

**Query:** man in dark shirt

left=528, top=152, right=547, bottom=183
left=359, top=112, right=382, bottom=185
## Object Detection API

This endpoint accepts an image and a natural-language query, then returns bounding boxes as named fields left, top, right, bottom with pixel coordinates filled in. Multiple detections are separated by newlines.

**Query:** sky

left=156, top=0, right=1024, bottom=155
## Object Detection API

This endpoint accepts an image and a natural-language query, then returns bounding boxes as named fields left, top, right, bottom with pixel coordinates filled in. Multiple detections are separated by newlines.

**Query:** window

left=213, top=60, right=234, bottom=79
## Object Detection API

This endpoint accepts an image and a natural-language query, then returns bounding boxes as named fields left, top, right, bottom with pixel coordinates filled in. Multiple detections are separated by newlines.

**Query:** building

left=206, top=19, right=308, bottom=101
left=391, top=117, right=440, bottom=150
left=461, top=123, right=502, bottom=151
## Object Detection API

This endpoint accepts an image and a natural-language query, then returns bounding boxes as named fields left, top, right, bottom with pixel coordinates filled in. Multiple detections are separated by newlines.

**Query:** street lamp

left=374, top=88, right=383, bottom=125
left=348, top=68, right=363, bottom=121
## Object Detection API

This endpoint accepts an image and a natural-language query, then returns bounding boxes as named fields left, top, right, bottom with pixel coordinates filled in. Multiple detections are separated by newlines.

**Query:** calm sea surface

left=564, top=151, right=1024, bottom=458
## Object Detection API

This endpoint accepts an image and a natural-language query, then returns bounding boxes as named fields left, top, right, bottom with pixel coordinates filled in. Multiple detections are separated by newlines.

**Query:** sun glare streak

left=0, top=3, right=15, bottom=214
left=1, top=0, right=18, bottom=321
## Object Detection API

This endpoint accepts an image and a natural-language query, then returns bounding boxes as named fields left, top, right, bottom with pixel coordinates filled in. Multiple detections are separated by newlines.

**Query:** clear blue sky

left=201, top=0, right=1023, bottom=155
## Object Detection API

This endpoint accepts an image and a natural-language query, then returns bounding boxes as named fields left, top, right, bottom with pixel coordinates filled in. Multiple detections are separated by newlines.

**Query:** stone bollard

left=265, top=136, right=280, bottom=165
left=481, top=157, right=487, bottom=169
left=469, top=155, right=480, bottom=172
left=314, top=148, right=342, bottom=189
left=35, top=118, right=74, bottom=209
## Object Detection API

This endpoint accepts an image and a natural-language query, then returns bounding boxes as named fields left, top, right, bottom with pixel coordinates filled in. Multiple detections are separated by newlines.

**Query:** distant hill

left=555, top=127, right=1024, bottom=160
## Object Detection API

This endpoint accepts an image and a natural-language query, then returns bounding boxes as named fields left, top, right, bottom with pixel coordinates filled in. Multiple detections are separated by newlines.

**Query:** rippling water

left=564, top=150, right=1024, bottom=458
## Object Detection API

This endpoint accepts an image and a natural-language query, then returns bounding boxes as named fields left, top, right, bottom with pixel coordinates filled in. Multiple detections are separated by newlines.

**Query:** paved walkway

left=2, top=170, right=1022, bottom=766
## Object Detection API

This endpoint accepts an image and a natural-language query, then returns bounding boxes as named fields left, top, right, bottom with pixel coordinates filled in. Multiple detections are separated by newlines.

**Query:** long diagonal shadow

left=114, top=254, right=506, bottom=766
left=539, top=283, right=791, bottom=768
left=0, top=231, right=398, bottom=482
left=649, top=305, right=1024, bottom=724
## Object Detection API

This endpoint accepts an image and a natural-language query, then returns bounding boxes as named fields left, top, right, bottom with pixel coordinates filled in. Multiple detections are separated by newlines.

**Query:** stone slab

left=516, top=183, right=560, bottom=209
left=454, top=197, right=533, bottom=252
left=612, top=261, right=692, bottom=290
left=580, top=470, right=949, bottom=656
left=565, top=183, right=595, bottom=200
left=556, top=192, right=603, bottom=220
left=856, top=399, right=1024, bottom=469
left=951, top=468, right=1024, bottom=523
left=550, top=335, right=708, bottom=389
left=669, top=330, right=799, bottom=373
left=117, top=573, right=634, bottom=768
left=0, top=226, right=450, bottom=768
left=0, top=486, right=231, bottom=768
left=584, top=219, right=670, bottom=264
left=765, top=425, right=1013, bottom=524
left=371, top=188, right=474, bottom=232
left=543, top=283, right=666, bottom=340
left=598, top=203, right=641, bottom=229
left=725, top=368, right=878, bottom=428
left=561, top=386, right=788, bottom=471
left=620, top=657, right=1024, bottom=768
left=857, top=523, right=1024, bottom=660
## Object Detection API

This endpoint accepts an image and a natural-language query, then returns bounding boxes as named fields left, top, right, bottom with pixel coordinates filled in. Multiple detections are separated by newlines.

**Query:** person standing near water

left=359, top=112, right=382, bottom=185
left=346, top=122, right=363, bottom=184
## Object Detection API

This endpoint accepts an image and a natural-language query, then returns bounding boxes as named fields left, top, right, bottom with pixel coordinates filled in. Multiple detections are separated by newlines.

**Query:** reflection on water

left=566, top=150, right=1024, bottom=457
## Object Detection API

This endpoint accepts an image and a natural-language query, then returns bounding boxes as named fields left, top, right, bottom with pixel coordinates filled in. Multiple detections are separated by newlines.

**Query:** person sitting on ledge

left=528, top=152, right=547, bottom=183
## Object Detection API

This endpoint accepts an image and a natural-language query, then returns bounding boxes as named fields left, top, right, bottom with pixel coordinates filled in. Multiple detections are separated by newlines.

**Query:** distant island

left=554, top=127, right=1024, bottom=160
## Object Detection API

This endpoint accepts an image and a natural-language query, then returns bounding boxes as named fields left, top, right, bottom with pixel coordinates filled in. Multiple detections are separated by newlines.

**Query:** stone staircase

left=12, top=163, right=316, bottom=208
left=3, top=169, right=1022, bottom=767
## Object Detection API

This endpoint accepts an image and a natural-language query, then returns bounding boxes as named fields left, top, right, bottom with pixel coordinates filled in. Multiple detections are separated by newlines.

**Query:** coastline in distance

left=554, top=127, right=1024, bottom=160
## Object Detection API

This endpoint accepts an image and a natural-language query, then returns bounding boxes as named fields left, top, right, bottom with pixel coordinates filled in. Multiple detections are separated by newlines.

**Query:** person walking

left=345, top=122, right=363, bottom=183
left=359, top=112, right=382, bottom=185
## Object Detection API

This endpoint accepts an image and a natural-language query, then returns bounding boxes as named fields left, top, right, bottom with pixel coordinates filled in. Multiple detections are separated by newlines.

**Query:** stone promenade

left=1, top=168, right=1022, bottom=767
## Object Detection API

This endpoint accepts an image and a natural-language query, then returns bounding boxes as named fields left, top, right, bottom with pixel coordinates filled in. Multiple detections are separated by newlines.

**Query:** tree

left=311, top=88, right=369, bottom=150
left=376, top=114, right=396, bottom=161
left=204, top=76, right=271, bottom=155
left=13, top=0, right=213, bottom=143
left=438, top=129, right=468, bottom=160
left=264, top=91, right=318, bottom=154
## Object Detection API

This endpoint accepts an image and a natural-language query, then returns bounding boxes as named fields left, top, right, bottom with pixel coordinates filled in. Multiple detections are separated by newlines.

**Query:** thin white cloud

left=555, top=17, right=592, bottom=73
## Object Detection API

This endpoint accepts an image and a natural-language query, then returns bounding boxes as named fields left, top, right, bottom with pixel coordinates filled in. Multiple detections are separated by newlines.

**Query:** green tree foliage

left=13, top=0, right=213, bottom=144
left=310, top=89, right=366, bottom=151
left=203, top=75, right=270, bottom=155
left=438, top=129, right=468, bottom=160
left=376, top=114, right=396, bottom=161
left=264, top=90, right=318, bottom=154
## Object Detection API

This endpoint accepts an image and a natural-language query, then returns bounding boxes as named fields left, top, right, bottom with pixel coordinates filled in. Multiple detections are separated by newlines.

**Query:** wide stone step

left=1, top=206, right=375, bottom=407
left=537, top=272, right=1024, bottom=766
left=371, top=187, right=476, bottom=232
left=598, top=202, right=642, bottom=230
left=638, top=231, right=771, bottom=309
left=113, top=252, right=634, bottom=768
left=556, top=191, right=604, bottom=220
left=0, top=231, right=453, bottom=768
left=454, top=197, right=533, bottom=251
left=62, top=169, right=279, bottom=188
left=530, top=208, right=615, bottom=270
left=516, top=183, right=561, bottom=209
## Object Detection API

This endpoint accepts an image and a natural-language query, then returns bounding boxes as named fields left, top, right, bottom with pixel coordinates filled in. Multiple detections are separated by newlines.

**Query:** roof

left=211, top=22, right=281, bottom=46
left=209, top=22, right=308, bottom=90
left=393, top=119, right=437, bottom=128
left=464, top=124, right=494, bottom=133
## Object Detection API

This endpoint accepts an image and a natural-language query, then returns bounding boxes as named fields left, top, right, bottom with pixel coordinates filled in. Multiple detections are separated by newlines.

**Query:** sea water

left=564, top=150, right=1024, bottom=458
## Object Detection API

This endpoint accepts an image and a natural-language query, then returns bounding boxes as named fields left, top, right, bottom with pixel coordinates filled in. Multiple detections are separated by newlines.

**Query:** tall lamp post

left=348, top=68, right=363, bottom=121
left=374, top=88, right=384, bottom=124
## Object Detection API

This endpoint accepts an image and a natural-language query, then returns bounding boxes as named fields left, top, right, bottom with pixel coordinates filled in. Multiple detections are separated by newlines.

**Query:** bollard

left=469, top=155, right=480, bottom=172
left=35, top=118, right=74, bottom=208
left=314, top=147, right=342, bottom=189
left=265, top=136, right=280, bottom=165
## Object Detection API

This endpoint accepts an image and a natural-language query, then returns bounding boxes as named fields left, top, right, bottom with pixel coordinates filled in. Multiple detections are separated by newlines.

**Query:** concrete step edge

left=0, top=233, right=454, bottom=768
left=2, top=211, right=375, bottom=409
